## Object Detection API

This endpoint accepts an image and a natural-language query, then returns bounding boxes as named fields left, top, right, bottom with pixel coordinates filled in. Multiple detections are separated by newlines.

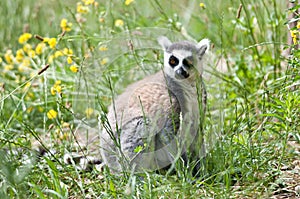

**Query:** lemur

left=100, top=36, right=209, bottom=173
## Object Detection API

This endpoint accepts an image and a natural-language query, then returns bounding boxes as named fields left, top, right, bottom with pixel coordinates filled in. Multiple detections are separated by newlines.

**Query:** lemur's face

left=158, top=37, right=209, bottom=82
left=164, top=49, right=196, bottom=80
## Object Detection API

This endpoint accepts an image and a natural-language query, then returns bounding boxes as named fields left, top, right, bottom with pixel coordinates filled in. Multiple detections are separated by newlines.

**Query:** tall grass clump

left=0, top=0, right=299, bottom=198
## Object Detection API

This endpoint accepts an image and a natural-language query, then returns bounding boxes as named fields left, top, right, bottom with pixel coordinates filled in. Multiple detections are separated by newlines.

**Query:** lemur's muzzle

left=175, top=67, right=189, bottom=79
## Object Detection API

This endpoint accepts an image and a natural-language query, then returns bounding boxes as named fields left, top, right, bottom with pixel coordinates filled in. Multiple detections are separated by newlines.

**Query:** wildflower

left=18, top=33, right=32, bottom=44
left=28, top=50, right=36, bottom=58
left=290, top=30, right=298, bottom=45
left=0, top=57, right=2, bottom=63
left=35, top=43, right=46, bottom=55
left=54, top=50, right=63, bottom=58
left=82, top=0, right=95, bottom=5
left=100, top=58, right=109, bottom=65
left=16, top=49, right=24, bottom=63
left=99, top=45, right=108, bottom=51
left=43, top=37, right=50, bottom=43
left=18, top=65, right=26, bottom=73
left=60, top=18, right=72, bottom=32
left=23, top=44, right=32, bottom=53
left=24, top=82, right=31, bottom=91
left=199, top=3, right=206, bottom=9
left=47, top=109, right=58, bottom=119
left=290, top=30, right=297, bottom=38
left=51, top=80, right=62, bottom=95
left=77, top=2, right=89, bottom=14
left=125, top=0, right=134, bottom=6
left=63, top=48, right=73, bottom=56
left=48, top=38, right=57, bottom=49
left=67, top=56, right=73, bottom=64
left=4, top=50, right=14, bottom=64
left=297, top=22, right=300, bottom=29
left=293, top=37, right=297, bottom=45
left=69, top=65, right=79, bottom=73
left=62, top=122, right=70, bottom=128
left=4, top=64, right=13, bottom=71
left=85, top=108, right=94, bottom=118
left=115, top=19, right=124, bottom=27
left=48, top=55, right=54, bottom=64
left=18, top=59, right=31, bottom=72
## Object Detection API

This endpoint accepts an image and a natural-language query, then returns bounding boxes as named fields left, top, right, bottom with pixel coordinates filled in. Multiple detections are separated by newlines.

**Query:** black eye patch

left=169, top=55, right=179, bottom=68
left=182, top=57, right=194, bottom=68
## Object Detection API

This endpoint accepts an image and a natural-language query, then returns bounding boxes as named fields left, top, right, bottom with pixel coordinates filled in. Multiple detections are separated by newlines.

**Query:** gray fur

left=100, top=36, right=209, bottom=173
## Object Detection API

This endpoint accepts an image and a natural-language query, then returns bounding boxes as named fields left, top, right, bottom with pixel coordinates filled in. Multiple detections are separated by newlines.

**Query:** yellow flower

left=125, top=0, right=134, bottom=6
left=62, top=122, right=70, bottom=128
left=290, top=30, right=298, bottom=45
left=290, top=30, right=297, bottom=38
left=24, top=82, right=31, bottom=90
left=43, top=37, right=50, bottom=43
left=297, top=22, right=300, bottom=29
left=85, top=108, right=94, bottom=118
left=51, top=80, right=62, bottom=95
left=99, top=46, right=108, bottom=51
left=60, top=18, right=67, bottom=28
left=82, top=0, right=95, bottom=5
left=48, top=55, right=54, bottom=64
left=16, top=49, right=24, bottom=63
left=100, top=58, right=109, bottom=65
left=199, top=3, right=206, bottom=9
left=4, top=50, right=14, bottom=64
left=4, top=64, right=13, bottom=71
left=23, top=44, right=32, bottom=53
left=22, top=59, right=31, bottom=67
left=47, top=109, right=58, bottom=119
left=293, top=37, right=297, bottom=45
left=60, top=18, right=72, bottom=32
left=69, top=65, right=79, bottom=73
left=0, top=57, right=2, bottom=63
left=54, top=50, right=64, bottom=58
left=18, top=59, right=31, bottom=72
left=35, top=43, right=46, bottom=55
left=67, top=56, right=73, bottom=64
left=50, top=87, right=55, bottom=95
left=63, top=48, right=73, bottom=55
left=115, top=19, right=124, bottom=27
left=48, top=38, right=57, bottom=49
left=28, top=50, right=36, bottom=58
left=77, top=2, right=89, bottom=14
left=18, top=33, right=32, bottom=44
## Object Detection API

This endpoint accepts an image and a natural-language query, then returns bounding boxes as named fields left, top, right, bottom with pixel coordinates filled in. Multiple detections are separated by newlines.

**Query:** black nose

left=175, top=67, right=189, bottom=79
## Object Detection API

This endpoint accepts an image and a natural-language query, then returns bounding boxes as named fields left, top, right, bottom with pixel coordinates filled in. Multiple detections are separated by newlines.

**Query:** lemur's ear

left=197, top=38, right=210, bottom=57
left=158, top=36, right=172, bottom=51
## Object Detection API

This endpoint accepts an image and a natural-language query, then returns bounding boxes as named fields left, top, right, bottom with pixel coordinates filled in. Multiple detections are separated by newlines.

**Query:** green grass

left=0, top=0, right=299, bottom=198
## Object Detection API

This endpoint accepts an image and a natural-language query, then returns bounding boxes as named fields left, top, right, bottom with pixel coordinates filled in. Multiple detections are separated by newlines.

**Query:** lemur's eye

left=169, top=55, right=179, bottom=68
left=183, top=58, right=193, bottom=68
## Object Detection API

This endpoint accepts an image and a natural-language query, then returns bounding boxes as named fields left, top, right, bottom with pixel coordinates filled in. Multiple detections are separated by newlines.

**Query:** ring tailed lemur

left=100, top=36, right=209, bottom=173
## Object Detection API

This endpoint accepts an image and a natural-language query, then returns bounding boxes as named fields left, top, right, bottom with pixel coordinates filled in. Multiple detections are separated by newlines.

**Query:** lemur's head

left=158, top=36, right=210, bottom=82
